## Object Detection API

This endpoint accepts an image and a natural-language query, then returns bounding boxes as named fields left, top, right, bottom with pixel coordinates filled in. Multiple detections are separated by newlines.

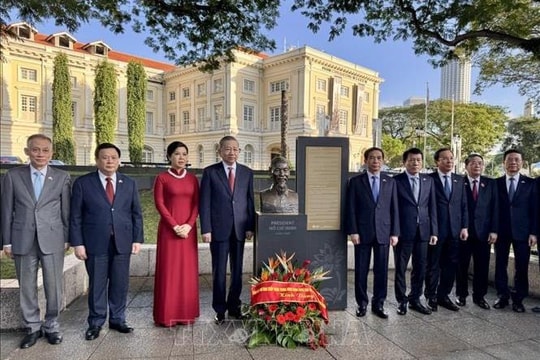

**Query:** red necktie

left=106, top=177, right=114, bottom=204
left=472, top=180, right=478, bottom=202
left=228, top=167, right=235, bottom=192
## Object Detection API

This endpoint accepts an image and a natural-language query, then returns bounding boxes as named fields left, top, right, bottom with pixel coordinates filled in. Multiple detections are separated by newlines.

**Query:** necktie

left=443, top=175, right=451, bottom=200
left=472, top=180, right=478, bottom=202
left=411, top=177, right=419, bottom=202
left=33, top=171, right=43, bottom=199
left=105, top=177, right=114, bottom=204
left=371, top=176, right=379, bottom=202
left=508, top=177, right=515, bottom=201
left=228, top=167, right=235, bottom=192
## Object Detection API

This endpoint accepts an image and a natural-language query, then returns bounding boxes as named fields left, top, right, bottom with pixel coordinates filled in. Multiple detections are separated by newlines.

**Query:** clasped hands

left=173, top=224, right=192, bottom=238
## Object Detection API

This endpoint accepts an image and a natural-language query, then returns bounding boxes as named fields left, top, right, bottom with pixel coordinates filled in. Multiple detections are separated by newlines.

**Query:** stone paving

left=1, top=271, right=540, bottom=360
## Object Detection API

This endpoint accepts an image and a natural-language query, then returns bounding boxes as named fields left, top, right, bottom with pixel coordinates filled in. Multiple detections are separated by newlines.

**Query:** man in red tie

left=455, top=154, right=498, bottom=310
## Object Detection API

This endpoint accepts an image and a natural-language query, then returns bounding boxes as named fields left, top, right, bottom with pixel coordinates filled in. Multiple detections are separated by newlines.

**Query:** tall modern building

left=403, top=97, right=426, bottom=107
left=1, top=22, right=382, bottom=171
left=440, top=58, right=472, bottom=104
left=524, top=99, right=536, bottom=117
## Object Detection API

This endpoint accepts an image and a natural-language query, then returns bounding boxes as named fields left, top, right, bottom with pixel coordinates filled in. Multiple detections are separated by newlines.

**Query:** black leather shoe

left=531, top=306, right=540, bottom=313
left=409, top=301, right=432, bottom=315
left=438, top=297, right=460, bottom=311
left=397, top=302, right=407, bottom=315
left=473, top=298, right=490, bottom=310
left=44, top=332, right=63, bottom=345
left=427, top=299, right=438, bottom=312
left=228, top=310, right=245, bottom=320
left=493, top=298, right=509, bottom=309
left=512, top=303, right=525, bottom=313
left=456, top=296, right=467, bottom=307
left=85, top=326, right=101, bottom=341
left=214, top=312, right=225, bottom=324
left=355, top=306, right=367, bottom=317
left=109, top=323, right=134, bottom=333
left=371, top=306, right=388, bottom=319
left=20, top=331, right=42, bottom=349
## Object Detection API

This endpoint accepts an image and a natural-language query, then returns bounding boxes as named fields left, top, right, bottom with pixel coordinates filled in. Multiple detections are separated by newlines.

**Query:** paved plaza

left=1, top=271, right=540, bottom=360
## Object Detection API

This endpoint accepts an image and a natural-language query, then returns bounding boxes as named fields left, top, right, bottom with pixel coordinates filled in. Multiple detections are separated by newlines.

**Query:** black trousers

left=394, top=234, right=428, bottom=303
left=455, top=236, right=491, bottom=300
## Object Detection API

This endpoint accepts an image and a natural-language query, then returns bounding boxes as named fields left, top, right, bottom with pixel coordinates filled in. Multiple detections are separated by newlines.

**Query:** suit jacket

left=1, top=165, right=71, bottom=255
left=497, top=174, right=538, bottom=242
left=394, top=172, right=438, bottom=243
left=345, top=172, right=400, bottom=244
left=429, top=172, right=468, bottom=240
left=199, top=162, right=255, bottom=242
left=69, top=171, right=144, bottom=255
left=463, top=176, right=498, bottom=241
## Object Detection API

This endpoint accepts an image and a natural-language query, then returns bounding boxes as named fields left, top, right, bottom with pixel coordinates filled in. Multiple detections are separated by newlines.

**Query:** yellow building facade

left=1, top=22, right=382, bottom=170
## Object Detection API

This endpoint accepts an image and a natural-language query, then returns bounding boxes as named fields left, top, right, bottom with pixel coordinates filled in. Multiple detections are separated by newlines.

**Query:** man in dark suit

left=70, top=143, right=143, bottom=340
left=455, top=154, right=498, bottom=310
left=494, top=149, right=538, bottom=312
left=346, top=147, right=400, bottom=319
left=393, top=148, right=438, bottom=316
left=425, top=148, right=468, bottom=312
left=199, top=136, right=255, bottom=324
left=1, top=134, right=70, bottom=349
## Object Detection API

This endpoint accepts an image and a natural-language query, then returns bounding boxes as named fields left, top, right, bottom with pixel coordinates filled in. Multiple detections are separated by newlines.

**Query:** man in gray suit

left=1, top=134, right=71, bottom=349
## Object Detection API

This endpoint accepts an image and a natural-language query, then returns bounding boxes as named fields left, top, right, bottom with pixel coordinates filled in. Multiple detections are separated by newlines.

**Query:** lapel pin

left=47, top=177, right=53, bottom=180
left=119, top=179, right=123, bottom=184
left=481, top=183, right=485, bottom=187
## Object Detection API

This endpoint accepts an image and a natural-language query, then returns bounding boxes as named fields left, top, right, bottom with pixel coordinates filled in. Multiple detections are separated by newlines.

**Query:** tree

left=94, top=61, right=117, bottom=145
left=380, top=100, right=507, bottom=164
left=126, top=61, right=147, bottom=164
left=381, top=134, right=406, bottom=168
left=501, top=116, right=540, bottom=165
left=51, top=53, right=75, bottom=164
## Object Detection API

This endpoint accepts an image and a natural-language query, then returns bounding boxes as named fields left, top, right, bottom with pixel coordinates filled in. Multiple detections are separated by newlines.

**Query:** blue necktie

left=508, top=177, right=516, bottom=201
left=411, top=177, right=419, bottom=203
left=443, top=175, right=451, bottom=200
left=33, top=171, right=43, bottom=199
left=371, top=176, right=379, bottom=202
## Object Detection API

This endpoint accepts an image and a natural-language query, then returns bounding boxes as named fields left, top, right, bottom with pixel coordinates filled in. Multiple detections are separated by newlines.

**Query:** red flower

left=285, top=311, right=295, bottom=321
left=302, top=260, right=311, bottom=268
left=276, top=314, right=286, bottom=325
left=294, top=314, right=302, bottom=323
left=268, top=304, right=278, bottom=313
left=296, top=306, right=306, bottom=317
left=308, top=303, right=317, bottom=311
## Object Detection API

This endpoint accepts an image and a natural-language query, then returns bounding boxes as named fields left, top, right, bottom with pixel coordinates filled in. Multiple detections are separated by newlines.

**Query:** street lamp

left=452, top=135, right=462, bottom=173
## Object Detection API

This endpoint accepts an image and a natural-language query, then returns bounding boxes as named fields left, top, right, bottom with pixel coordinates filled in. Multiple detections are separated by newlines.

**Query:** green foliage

left=382, top=134, right=406, bottom=168
left=126, top=61, right=147, bottom=163
left=501, top=116, right=540, bottom=164
left=380, top=100, right=507, bottom=164
left=94, top=61, right=117, bottom=145
left=52, top=53, right=76, bottom=164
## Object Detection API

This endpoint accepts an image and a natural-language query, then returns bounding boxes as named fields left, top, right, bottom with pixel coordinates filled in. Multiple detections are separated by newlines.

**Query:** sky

left=27, top=6, right=526, bottom=118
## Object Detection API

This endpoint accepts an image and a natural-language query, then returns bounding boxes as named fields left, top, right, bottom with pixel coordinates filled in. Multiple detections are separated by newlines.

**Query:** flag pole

left=423, top=82, right=429, bottom=156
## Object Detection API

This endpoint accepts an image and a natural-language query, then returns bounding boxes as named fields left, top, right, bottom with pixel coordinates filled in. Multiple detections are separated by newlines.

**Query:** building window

left=169, top=91, right=176, bottom=101
left=19, top=27, right=31, bottom=39
left=59, top=37, right=70, bottom=48
left=71, top=101, right=78, bottom=124
left=213, top=78, right=223, bottom=93
left=362, top=114, right=369, bottom=136
left=142, top=146, right=153, bottom=163
left=213, top=104, right=223, bottom=128
left=146, top=112, right=154, bottom=134
left=214, top=144, right=220, bottom=163
left=364, top=91, right=370, bottom=103
left=197, top=107, right=206, bottom=130
left=243, top=105, right=254, bottom=130
left=243, top=79, right=255, bottom=93
left=244, top=145, right=254, bottom=166
left=270, top=80, right=288, bottom=94
left=316, top=79, right=327, bottom=92
left=340, top=86, right=350, bottom=97
left=21, top=68, right=37, bottom=82
left=339, top=109, right=348, bottom=129
left=169, top=113, right=176, bottom=134
left=197, top=83, right=206, bottom=96
left=182, top=87, right=190, bottom=98
left=183, top=111, right=190, bottom=125
left=146, top=90, right=154, bottom=101
left=198, top=145, right=204, bottom=167
left=95, top=46, right=105, bottom=56
left=21, top=95, right=37, bottom=112
left=270, top=106, right=281, bottom=130
left=71, top=76, right=77, bottom=88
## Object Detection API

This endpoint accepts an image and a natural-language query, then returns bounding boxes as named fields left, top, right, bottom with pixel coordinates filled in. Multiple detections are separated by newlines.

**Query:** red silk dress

left=153, top=169, right=200, bottom=326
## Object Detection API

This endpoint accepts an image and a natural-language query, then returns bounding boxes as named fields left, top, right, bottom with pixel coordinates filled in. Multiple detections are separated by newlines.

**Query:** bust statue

left=260, top=156, right=299, bottom=214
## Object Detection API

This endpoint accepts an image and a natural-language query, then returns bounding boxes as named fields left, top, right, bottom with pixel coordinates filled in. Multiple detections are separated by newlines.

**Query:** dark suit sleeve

left=130, top=179, right=144, bottom=243
left=460, top=178, right=469, bottom=229
left=69, top=178, right=84, bottom=247
left=429, top=180, right=438, bottom=237
left=390, top=180, right=400, bottom=236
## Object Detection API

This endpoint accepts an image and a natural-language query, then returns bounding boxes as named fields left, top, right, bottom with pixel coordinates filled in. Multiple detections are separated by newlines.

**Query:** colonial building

left=1, top=22, right=382, bottom=170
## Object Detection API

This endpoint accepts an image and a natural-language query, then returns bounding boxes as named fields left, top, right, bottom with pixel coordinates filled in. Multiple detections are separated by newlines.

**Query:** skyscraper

left=440, top=58, right=472, bottom=103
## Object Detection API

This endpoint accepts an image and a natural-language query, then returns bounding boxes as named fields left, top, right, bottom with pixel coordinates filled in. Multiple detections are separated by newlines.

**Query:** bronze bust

left=260, top=157, right=299, bottom=214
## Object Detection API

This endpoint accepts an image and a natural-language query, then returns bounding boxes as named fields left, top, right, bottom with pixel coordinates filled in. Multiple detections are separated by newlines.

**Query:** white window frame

left=340, top=86, right=350, bottom=97
left=146, top=112, right=154, bottom=134
left=169, top=113, right=176, bottom=134
left=270, top=106, right=281, bottom=130
left=21, top=95, right=37, bottom=113
left=21, top=68, right=37, bottom=82
left=243, top=79, right=255, bottom=93
left=182, top=87, right=190, bottom=98
left=146, top=89, right=154, bottom=101
left=169, top=91, right=176, bottom=101
left=213, top=78, right=223, bottom=93
left=270, top=80, right=288, bottom=94
left=197, top=83, right=206, bottom=96
left=316, top=79, right=327, bottom=92
left=243, top=104, right=254, bottom=130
